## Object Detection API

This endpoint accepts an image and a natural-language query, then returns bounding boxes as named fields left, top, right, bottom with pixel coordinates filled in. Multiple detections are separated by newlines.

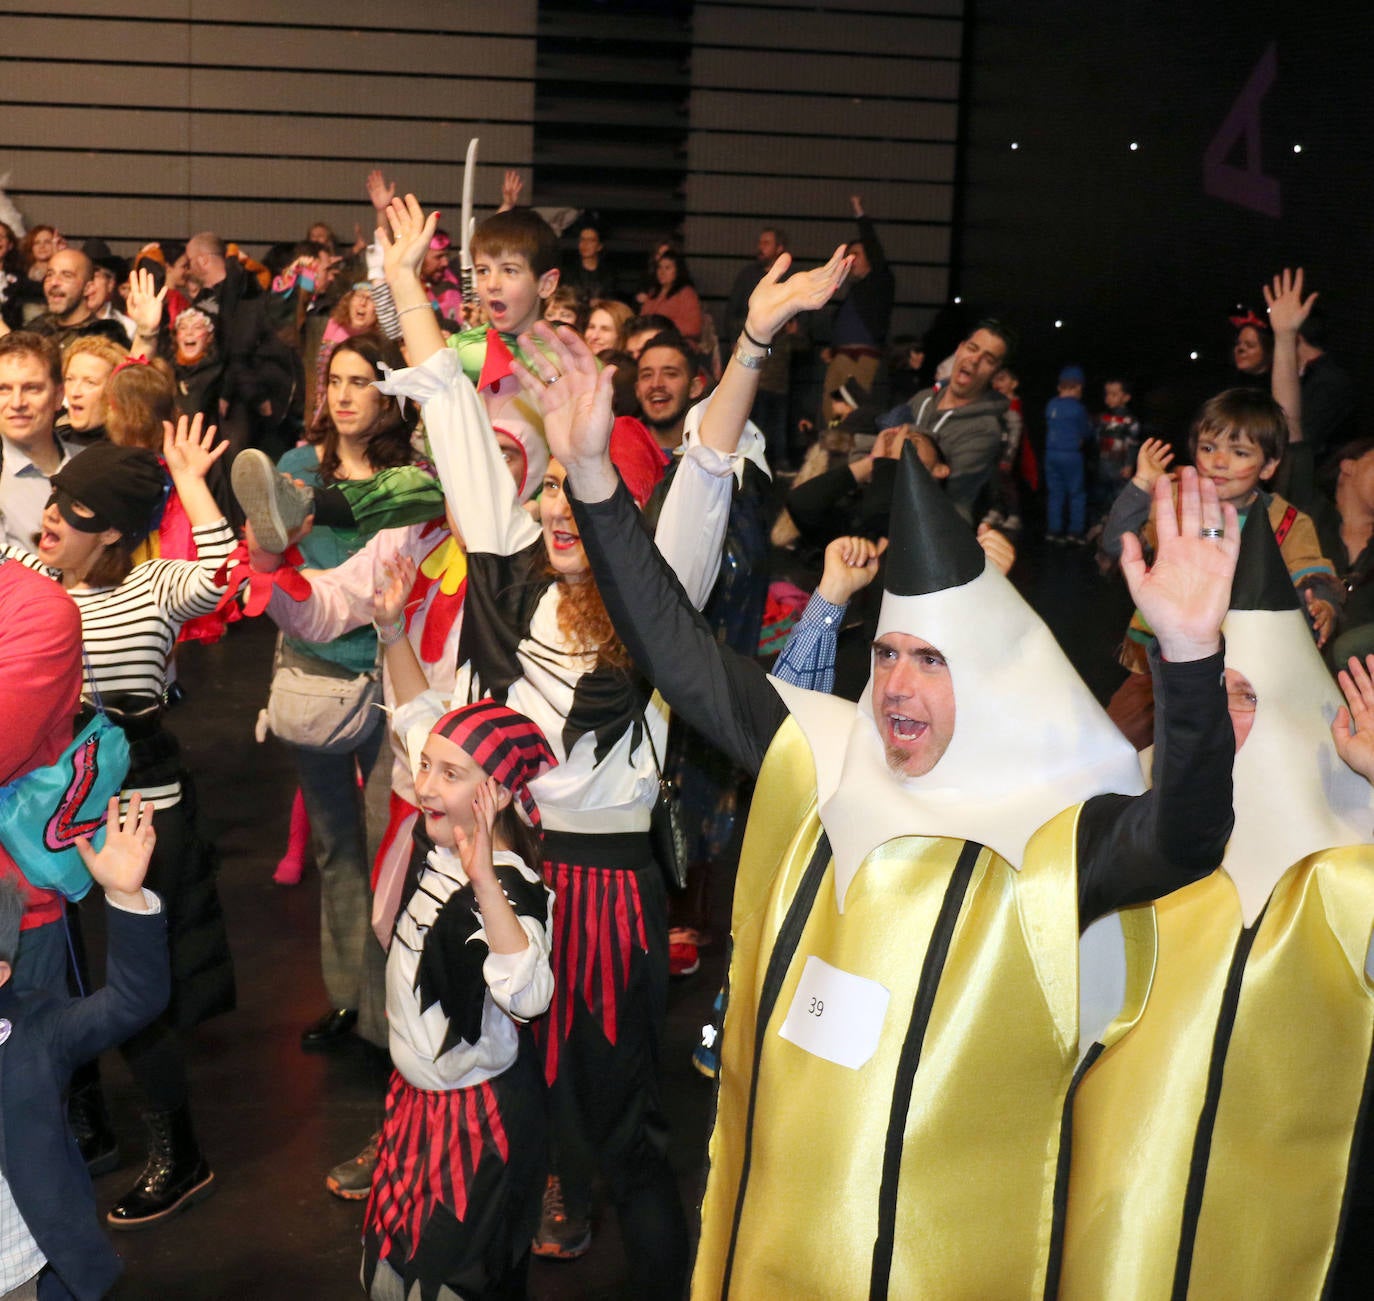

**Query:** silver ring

left=543, top=372, right=562, bottom=386
left=1199, top=526, right=1224, bottom=539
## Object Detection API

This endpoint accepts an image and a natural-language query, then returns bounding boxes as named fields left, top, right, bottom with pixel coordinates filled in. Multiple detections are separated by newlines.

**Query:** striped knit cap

left=431, top=701, right=557, bottom=828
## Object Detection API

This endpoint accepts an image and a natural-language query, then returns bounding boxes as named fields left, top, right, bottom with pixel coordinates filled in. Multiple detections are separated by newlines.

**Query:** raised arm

left=518, top=323, right=788, bottom=771
left=1078, top=469, right=1239, bottom=922
left=1264, top=266, right=1315, bottom=445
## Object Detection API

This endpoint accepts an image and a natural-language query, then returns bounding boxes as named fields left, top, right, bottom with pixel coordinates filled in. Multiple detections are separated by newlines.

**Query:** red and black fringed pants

left=362, top=1043, right=545, bottom=1301
left=535, top=829, right=688, bottom=1297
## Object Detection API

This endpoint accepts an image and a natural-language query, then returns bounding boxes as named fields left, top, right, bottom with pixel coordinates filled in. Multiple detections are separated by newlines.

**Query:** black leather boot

left=106, top=1105, right=214, bottom=1230
left=68, top=1081, right=120, bottom=1176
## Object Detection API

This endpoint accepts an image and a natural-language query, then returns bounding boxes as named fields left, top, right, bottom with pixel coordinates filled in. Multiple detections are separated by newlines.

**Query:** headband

left=431, top=701, right=557, bottom=828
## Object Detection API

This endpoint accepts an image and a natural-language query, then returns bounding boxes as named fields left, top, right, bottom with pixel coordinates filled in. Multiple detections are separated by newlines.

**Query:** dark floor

left=80, top=538, right=1131, bottom=1301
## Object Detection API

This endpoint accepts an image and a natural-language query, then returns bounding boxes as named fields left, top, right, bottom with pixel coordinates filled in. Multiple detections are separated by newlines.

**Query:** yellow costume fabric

left=694, top=717, right=1086, bottom=1300
left=1063, top=850, right=1374, bottom=1299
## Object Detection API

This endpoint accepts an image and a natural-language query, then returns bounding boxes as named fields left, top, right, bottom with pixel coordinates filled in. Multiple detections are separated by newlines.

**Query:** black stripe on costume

left=1170, top=911, right=1265, bottom=1301
left=869, top=840, right=981, bottom=1300
left=1043, top=1041, right=1107, bottom=1300
left=1324, top=1027, right=1374, bottom=1298
left=720, top=832, right=832, bottom=1301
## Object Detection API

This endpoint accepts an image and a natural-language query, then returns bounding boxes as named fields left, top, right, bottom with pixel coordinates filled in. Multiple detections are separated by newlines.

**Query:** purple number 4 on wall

left=1203, top=42, right=1280, bottom=219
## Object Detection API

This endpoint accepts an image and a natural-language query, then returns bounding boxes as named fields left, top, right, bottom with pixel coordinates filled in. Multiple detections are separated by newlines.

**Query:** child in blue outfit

left=1044, top=364, right=1094, bottom=544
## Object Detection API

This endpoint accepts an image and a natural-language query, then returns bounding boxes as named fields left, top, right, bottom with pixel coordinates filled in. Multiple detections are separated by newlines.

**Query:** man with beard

left=635, top=333, right=706, bottom=451
left=28, top=250, right=128, bottom=350
left=896, top=319, right=1013, bottom=521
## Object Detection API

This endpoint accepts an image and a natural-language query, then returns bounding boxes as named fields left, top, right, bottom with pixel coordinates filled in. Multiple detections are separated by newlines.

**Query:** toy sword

left=459, top=137, right=478, bottom=304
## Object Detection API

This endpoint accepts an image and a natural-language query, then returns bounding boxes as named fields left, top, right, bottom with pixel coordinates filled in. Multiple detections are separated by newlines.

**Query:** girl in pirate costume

left=361, top=699, right=557, bottom=1301
left=375, top=192, right=854, bottom=1296
left=0, top=417, right=235, bottom=1229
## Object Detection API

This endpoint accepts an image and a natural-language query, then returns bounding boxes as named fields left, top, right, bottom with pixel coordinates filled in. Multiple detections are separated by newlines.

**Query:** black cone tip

left=1230, top=502, right=1301, bottom=612
left=885, top=441, right=987, bottom=597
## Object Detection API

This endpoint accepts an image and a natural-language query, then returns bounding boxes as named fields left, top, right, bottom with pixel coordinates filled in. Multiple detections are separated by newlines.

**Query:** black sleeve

left=857, top=214, right=889, bottom=276
left=1075, top=644, right=1233, bottom=927
left=572, top=478, right=789, bottom=775
left=786, top=463, right=865, bottom=543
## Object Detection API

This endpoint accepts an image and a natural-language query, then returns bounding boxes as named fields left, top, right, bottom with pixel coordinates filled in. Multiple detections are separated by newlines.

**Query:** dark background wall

left=957, top=2, right=1374, bottom=436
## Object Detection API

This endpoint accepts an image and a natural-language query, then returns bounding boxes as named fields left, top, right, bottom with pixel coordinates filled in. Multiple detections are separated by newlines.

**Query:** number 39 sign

left=778, top=955, right=891, bottom=1071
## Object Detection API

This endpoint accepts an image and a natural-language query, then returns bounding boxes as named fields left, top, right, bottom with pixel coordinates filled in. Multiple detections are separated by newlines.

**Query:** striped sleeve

left=142, top=518, right=236, bottom=623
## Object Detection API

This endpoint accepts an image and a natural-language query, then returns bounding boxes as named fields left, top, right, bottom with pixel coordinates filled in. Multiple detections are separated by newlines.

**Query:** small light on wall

left=953, top=296, right=962, bottom=304
left=1129, top=142, right=1139, bottom=151
left=1054, top=319, right=1063, bottom=329
left=1010, top=142, right=1020, bottom=151
left=1190, top=351, right=1199, bottom=361
left=1293, top=143, right=1304, bottom=154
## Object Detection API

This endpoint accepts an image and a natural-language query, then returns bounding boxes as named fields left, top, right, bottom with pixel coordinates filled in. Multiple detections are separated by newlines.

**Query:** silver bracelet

left=733, top=344, right=767, bottom=370
left=397, top=303, right=433, bottom=318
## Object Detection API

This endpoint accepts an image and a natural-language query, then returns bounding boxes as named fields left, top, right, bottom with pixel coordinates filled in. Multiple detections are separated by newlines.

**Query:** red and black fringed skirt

left=535, top=830, right=666, bottom=1087
left=362, top=1048, right=545, bottom=1301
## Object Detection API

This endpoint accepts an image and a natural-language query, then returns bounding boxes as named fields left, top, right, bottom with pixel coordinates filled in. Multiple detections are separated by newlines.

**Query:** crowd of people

left=0, top=163, right=1371, bottom=1301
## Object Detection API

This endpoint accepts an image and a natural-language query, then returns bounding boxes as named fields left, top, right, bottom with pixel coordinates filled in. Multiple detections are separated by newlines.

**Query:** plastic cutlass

left=459, top=137, right=478, bottom=303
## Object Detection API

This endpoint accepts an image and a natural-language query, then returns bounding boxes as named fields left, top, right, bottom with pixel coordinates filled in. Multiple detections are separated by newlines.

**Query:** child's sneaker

left=669, top=927, right=701, bottom=978
left=232, top=449, right=313, bottom=554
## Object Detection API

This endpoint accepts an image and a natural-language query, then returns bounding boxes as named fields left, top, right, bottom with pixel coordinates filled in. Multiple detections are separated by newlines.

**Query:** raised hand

left=1132, top=437, right=1175, bottom=492
left=378, top=194, right=439, bottom=286
left=1333, top=655, right=1374, bottom=784
left=817, top=535, right=887, bottom=605
left=1263, top=266, right=1317, bottom=338
left=453, top=777, right=500, bottom=888
left=366, top=168, right=397, bottom=214
left=1120, top=467, right=1239, bottom=662
left=162, top=412, right=228, bottom=481
left=1306, top=590, right=1336, bottom=649
left=849, top=194, right=865, bottom=218
left=512, top=322, right=618, bottom=496
left=125, top=266, right=167, bottom=338
left=499, top=170, right=523, bottom=212
left=744, top=245, right=852, bottom=344
left=76, top=794, right=156, bottom=907
left=373, top=553, right=417, bottom=627
left=976, top=522, right=1016, bottom=576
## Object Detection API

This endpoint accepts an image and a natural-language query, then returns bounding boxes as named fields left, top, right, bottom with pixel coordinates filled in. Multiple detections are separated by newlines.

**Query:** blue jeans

left=293, top=718, right=384, bottom=1010
left=1046, top=450, right=1086, bottom=536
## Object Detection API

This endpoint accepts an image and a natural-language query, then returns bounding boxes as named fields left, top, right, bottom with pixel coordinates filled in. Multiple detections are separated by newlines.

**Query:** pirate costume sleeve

left=1065, top=509, right=1374, bottom=1301
left=573, top=445, right=1234, bottom=1299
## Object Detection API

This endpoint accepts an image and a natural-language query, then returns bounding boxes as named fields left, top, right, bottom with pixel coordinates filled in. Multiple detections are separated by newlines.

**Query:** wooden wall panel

left=0, top=4, right=538, bottom=257
left=687, top=0, right=965, bottom=334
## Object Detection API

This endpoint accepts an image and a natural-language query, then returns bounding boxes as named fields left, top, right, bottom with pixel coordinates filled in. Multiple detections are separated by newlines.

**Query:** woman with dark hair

left=1230, top=307, right=1274, bottom=385
left=0, top=417, right=236, bottom=1229
left=236, top=336, right=442, bottom=1038
left=0, top=220, right=26, bottom=329
left=638, top=248, right=703, bottom=346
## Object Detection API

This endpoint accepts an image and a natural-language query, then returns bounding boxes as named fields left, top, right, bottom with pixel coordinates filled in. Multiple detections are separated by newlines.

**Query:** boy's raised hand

left=1121, top=467, right=1238, bottom=662
left=1263, top=266, right=1317, bottom=338
left=817, top=535, right=887, bottom=605
left=512, top=323, right=619, bottom=499
left=1132, top=437, right=1175, bottom=492
left=1333, top=655, right=1374, bottom=784
left=744, top=245, right=853, bottom=345
left=76, top=794, right=156, bottom=910
left=378, top=194, right=438, bottom=286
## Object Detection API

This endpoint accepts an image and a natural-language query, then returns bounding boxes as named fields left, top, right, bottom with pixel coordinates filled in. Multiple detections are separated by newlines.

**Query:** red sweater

left=0, top=560, right=82, bottom=928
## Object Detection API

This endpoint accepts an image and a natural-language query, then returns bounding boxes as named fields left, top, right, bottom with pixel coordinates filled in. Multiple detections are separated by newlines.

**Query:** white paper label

left=777, top=955, right=891, bottom=1070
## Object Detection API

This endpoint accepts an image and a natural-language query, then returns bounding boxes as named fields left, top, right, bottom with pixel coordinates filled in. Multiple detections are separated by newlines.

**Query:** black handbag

left=644, top=712, right=688, bottom=892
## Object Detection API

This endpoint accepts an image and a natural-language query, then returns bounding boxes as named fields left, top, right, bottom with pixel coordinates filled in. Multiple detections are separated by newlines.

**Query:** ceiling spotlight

left=1293, top=143, right=1304, bottom=153
left=953, top=296, right=962, bottom=304
left=1054, top=319, right=1063, bottom=329
left=1129, top=142, right=1139, bottom=151
left=1010, top=142, right=1020, bottom=151
left=1190, top=351, right=1199, bottom=360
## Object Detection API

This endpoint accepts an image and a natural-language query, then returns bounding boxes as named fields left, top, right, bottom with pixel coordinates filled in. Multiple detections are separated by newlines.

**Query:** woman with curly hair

left=370, top=193, right=850, bottom=1299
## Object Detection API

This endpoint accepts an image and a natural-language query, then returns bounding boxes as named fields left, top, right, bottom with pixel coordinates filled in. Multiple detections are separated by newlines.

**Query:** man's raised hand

left=366, top=168, right=397, bottom=214
left=816, top=535, right=887, bottom=605
left=1263, top=266, right=1317, bottom=338
left=744, top=245, right=852, bottom=345
left=125, top=267, right=167, bottom=338
left=1120, top=467, right=1239, bottom=663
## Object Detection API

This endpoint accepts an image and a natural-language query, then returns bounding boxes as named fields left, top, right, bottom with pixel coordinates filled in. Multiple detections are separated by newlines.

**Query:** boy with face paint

left=1065, top=509, right=1374, bottom=1300
left=538, top=320, right=1241, bottom=1299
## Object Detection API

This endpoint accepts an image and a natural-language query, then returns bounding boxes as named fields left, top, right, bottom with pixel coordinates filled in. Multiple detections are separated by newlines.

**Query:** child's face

left=475, top=247, right=558, bottom=335
left=991, top=370, right=1018, bottom=398
left=414, top=733, right=485, bottom=848
left=1193, top=428, right=1279, bottom=505
left=1059, top=382, right=1083, bottom=399
left=1104, top=382, right=1128, bottom=410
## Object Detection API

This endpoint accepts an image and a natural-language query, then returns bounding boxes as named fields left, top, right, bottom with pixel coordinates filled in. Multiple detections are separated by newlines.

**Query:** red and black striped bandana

left=431, top=701, right=557, bottom=828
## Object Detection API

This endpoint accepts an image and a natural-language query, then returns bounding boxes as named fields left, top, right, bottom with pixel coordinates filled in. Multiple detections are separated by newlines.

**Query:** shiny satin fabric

left=1063, top=851, right=1374, bottom=1299
left=694, top=717, right=1084, bottom=1300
